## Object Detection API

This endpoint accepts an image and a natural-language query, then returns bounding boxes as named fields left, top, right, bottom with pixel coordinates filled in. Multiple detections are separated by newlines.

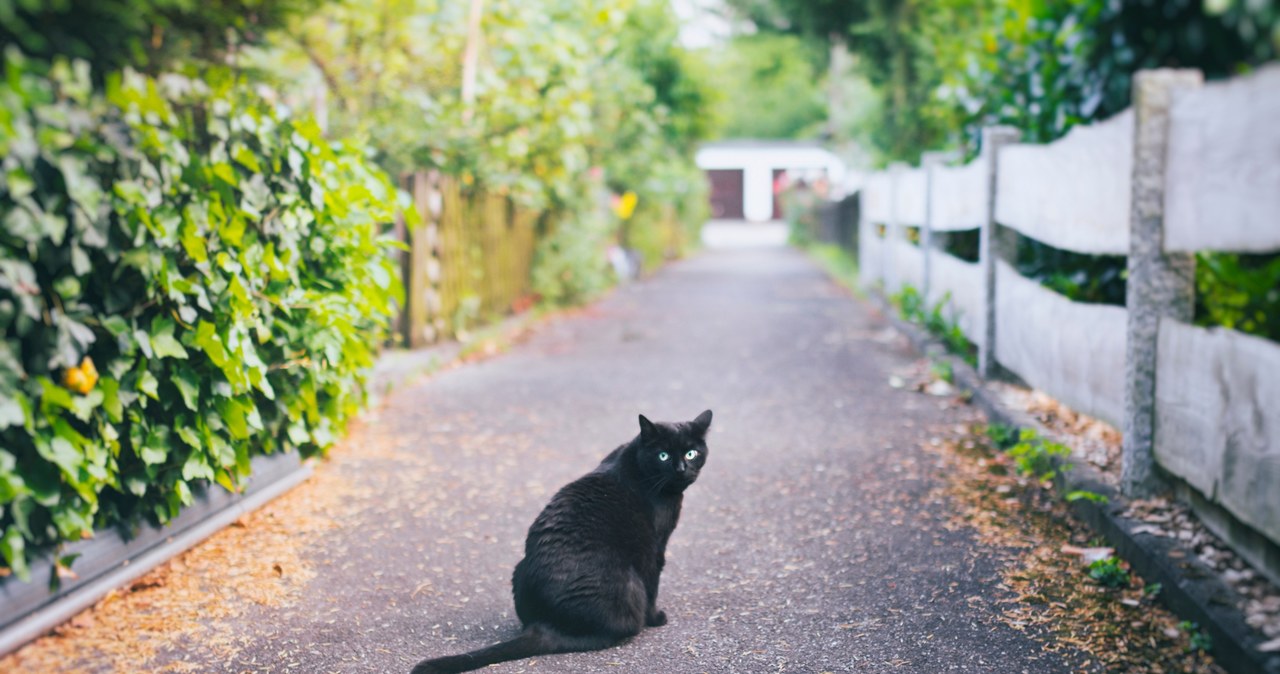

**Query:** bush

left=0, top=51, right=400, bottom=580
left=532, top=206, right=613, bottom=307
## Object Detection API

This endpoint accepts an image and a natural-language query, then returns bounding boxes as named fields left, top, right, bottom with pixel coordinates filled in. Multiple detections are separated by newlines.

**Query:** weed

left=1087, top=556, right=1130, bottom=588
left=1179, top=621, right=1213, bottom=653
left=890, top=285, right=926, bottom=323
left=1143, top=582, right=1162, bottom=598
left=930, top=359, right=954, bottom=384
left=983, top=423, right=1020, bottom=451
left=1066, top=490, right=1109, bottom=504
left=1007, top=429, right=1071, bottom=481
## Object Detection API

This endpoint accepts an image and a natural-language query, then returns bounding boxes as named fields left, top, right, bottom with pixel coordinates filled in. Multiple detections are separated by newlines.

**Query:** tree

left=0, top=0, right=320, bottom=78
left=707, top=33, right=827, bottom=140
left=724, top=0, right=992, bottom=163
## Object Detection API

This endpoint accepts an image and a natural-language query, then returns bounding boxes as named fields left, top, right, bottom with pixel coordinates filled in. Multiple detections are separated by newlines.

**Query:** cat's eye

left=658, top=451, right=669, bottom=461
left=684, top=450, right=698, bottom=461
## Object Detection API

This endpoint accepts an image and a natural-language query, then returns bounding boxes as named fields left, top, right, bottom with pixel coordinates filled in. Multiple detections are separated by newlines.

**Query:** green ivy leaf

left=1, top=525, right=29, bottom=582
left=150, top=317, right=189, bottom=360
left=137, top=369, right=159, bottom=399
left=0, top=393, right=25, bottom=430
left=217, top=397, right=250, bottom=439
left=190, top=320, right=228, bottom=366
left=211, top=162, right=238, bottom=187
left=139, top=440, right=167, bottom=466
left=99, top=377, right=122, bottom=422
left=173, top=366, right=200, bottom=411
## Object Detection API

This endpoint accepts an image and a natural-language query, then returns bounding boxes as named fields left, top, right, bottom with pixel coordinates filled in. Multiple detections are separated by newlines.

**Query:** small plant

left=1066, top=490, right=1109, bottom=504
left=1087, top=556, right=1130, bottom=588
left=1179, top=621, right=1213, bottom=653
left=930, top=359, right=954, bottom=384
left=890, top=285, right=926, bottom=323
left=984, top=423, right=1020, bottom=451
left=1007, top=429, right=1071, bottom=481
left=1143, top=582, right=1162, bottom=598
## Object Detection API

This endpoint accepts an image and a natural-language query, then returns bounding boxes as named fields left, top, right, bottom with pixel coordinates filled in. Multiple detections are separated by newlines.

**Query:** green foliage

left=890, top=285, right=926, bottom=323
left=532, top=205, right=614, bottom=307
left=957, top=0, right=1279, bottom=150
left=251, top=0, right=716, bottom=302
left=889, top=285, right=975, bottom=365
left=1007, top=428, right=1070, bottom=481
left=1012, top=239, right=1126, bottom=306
left=1065, top=490, right=1108, bottom=505
left=1086, top=556, right=1130, bottom=588
left=0, top=0, right=320, bottom=77
left=951, top=2, right=1279, bottom=340
left=726, top=0, right=993, bottom=162
left=803, top=243, right=862, bottom=299
left=930, top=359, right=954, bottom=385
left=984, top=423, right=1019, bottom=451
left=708, top=33, right=827, bottom=140
left=0, top=52, right=399, bottom=579
left=1195, top=252, right=1280, bottom=340
left=1178, top=620, right=1214, bottom=652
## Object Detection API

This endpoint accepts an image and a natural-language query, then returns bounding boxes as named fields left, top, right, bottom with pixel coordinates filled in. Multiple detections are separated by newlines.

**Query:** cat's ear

left=690, top=410, right=713, bottom=438
left=638, top=414, right=657, bottom=439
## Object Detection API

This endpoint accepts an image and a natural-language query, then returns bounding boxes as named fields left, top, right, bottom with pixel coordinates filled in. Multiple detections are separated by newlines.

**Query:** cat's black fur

left=410, top=410, right=713, bottom=674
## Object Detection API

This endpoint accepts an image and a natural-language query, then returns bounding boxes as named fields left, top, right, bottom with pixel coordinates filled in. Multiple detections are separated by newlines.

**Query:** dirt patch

left=0, top=426, right=375, bottom=674
left=930, top=423, right=1225, bottom=673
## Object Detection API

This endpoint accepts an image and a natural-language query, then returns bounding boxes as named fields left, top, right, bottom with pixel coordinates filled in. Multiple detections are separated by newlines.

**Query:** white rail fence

left=857, top=65, right=1280, bottom=580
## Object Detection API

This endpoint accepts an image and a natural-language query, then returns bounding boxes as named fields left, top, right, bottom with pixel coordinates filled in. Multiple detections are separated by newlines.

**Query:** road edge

left=868, top=292, right=1280, bottom=674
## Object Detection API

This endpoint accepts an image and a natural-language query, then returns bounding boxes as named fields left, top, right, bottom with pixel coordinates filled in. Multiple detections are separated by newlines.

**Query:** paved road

left=161, top=242, right=1079, bottom=673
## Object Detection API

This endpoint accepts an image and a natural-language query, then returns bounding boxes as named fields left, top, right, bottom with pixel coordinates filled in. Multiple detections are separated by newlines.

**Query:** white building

left=695, top=141, right=846, bottom=222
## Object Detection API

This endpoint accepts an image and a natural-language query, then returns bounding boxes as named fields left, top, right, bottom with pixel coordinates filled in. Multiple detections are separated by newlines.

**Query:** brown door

left=706, top=169, right=744, bottom=219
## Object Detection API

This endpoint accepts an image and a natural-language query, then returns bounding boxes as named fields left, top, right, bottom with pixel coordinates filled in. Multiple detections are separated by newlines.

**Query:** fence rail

left=856, top=64, right=1280, bottom=584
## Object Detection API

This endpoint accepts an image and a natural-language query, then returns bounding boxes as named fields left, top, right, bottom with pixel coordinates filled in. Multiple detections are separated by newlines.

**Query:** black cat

left=410, top=410, right=713, bottom=674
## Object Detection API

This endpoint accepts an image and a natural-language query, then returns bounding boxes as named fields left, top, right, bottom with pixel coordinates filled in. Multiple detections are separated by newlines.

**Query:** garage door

left=706, top=169, right=744, bottom=220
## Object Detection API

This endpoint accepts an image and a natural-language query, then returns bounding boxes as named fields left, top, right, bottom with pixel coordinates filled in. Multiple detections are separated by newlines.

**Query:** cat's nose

left=674, top=462, right=686, bottom=474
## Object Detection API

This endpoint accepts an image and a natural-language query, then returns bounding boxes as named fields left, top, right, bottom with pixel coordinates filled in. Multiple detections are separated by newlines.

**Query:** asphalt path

left=156, top=238, right=1080, bottom=673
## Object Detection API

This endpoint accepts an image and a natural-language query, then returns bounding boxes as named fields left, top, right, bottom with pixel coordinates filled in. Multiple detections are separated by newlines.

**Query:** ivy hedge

left=0, top=50, right=401, bottom=580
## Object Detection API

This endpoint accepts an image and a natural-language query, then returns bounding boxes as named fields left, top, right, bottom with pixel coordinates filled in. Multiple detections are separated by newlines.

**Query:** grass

left=804, top=243, right=864, bottom=298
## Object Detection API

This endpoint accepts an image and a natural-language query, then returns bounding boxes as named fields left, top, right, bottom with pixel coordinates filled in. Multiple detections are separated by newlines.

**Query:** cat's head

left=636, top=410, right=713, bottom=493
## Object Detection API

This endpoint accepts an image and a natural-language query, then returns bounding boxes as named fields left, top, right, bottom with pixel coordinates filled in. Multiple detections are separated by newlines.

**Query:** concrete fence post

left=977, top=127, right=1020, bottom=379
left=1121, top=69, right=1204, bottom=497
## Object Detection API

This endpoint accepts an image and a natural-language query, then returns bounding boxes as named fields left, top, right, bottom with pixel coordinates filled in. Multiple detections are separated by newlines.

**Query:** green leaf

left=0, top=449, right=27, bottom=502
left=100, top=377, right=122, bottom=422
left=212, top=162, right=238, bottom=187
left=140, top=443, right=166, bottom=465
left=137, top=369, right=159, bottom=399
left=40, top=377, right=76, bottom=412
left=0, top=394, right=25, bottom=430
left=181, top=451, right=213, bottom=482
left=217, top=397, right=250, bottom=439
left=173, top=366, right=200, bottom=411
left=70, top=388, right=104, bottom=422
left=101, top=316, right=130, bottom=336
left=150, top=317, right=189, bottom=360
left=190, top=320, right=228, bottom=366
left=36, top=434, right=81, bottom=478
left=231, top=143, right=262, bottom=173
left=1, top=526, right=29, bottom=582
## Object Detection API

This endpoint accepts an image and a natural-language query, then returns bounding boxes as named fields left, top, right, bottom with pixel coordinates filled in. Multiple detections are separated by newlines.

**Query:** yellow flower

left=613, top=191, right=638, bottom=220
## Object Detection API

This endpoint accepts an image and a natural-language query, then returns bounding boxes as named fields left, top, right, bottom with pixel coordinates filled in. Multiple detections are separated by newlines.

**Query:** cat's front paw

left=646, top=610, right=668, bottom=627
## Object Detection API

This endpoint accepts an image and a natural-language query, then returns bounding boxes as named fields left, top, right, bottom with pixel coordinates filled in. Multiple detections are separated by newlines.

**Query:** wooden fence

left=857, top=65, right=1280, bottom=582
left=394, top=171, right=539, bottom=347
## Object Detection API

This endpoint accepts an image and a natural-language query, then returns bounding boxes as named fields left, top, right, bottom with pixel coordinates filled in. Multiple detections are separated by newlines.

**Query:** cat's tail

left=409, top=623, right=620, bottom=674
